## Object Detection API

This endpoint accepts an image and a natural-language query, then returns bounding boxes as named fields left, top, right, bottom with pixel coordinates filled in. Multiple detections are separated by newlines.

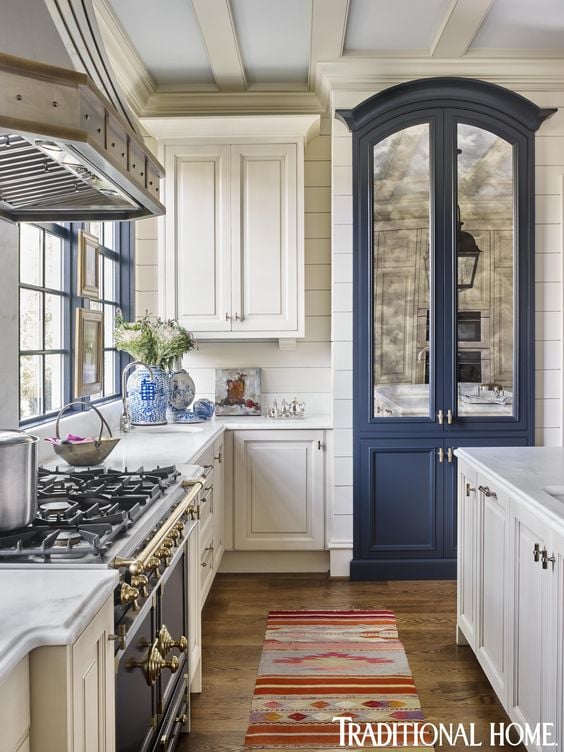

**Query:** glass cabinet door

left=372, top=123, right=434, bottom=420
left=455, top=123, right=515, bottom=419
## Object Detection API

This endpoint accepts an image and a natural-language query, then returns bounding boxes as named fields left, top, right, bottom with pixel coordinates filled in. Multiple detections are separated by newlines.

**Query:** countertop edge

left=0, top=570, right=119, bottom=681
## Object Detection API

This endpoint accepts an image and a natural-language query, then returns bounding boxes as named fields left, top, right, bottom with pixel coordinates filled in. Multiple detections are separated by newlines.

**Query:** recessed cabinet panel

left=175, top=147, right=231, bottom=332
left=360, top=440, right=442, bottom=558
left=231, top=144, right=298, bottom=332
left=234, top=430, right=324, bottom=550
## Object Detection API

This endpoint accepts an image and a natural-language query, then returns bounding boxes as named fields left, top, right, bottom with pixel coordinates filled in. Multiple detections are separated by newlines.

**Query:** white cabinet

left=0, top=656, right=30, bottom=752
left=457, top=458, right=562, bottom=752
left=29, top=596, right=115, bottom=752
left=508, top=498, right=555, bottom=749
left=164, top=139, right=304, bottom=339
left=475, top=474, right=508, bottom=701
left=233, top=430, right=325, bottom=551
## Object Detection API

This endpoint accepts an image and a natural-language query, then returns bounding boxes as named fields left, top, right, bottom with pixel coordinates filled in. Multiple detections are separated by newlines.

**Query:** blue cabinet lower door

left=352, top=437, right=529, bottom=580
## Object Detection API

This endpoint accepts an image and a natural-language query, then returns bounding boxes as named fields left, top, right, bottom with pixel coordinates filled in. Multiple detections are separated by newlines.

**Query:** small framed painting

left=77, top=230, right=100, bottom=299
left=74, top=308, right=104, bottom=397
left=215, top=368, right=261, bottom=416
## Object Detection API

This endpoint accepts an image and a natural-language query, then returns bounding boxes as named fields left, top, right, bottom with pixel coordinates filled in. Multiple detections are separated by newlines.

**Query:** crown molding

left=140, top=90, right=325, bottom=118
left=317, top=57, right=564, bottom=106
left=92, top=0, right=156, bottom=119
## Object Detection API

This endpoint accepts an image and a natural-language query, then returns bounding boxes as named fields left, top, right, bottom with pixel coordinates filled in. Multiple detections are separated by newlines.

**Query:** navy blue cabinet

left=338, top=78, right=554, bottom=579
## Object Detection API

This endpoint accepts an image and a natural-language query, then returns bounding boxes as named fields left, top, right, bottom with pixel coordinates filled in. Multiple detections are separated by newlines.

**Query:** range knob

left=168, top=529, right=181, bottom=542
left=130, top=574, right=149, bottom=598
left=156, top=546, right=172, bottom=565
left=120, top=582, right=140, bottom=607
left=145, top=556, right=160, bottom=572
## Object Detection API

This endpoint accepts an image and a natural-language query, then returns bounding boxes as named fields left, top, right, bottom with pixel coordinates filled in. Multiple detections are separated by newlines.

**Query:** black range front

left=115, top=539, right=190, bottom=752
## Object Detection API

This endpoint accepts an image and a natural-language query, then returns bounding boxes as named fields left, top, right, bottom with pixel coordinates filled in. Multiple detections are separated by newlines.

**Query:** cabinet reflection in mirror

left=372, top=122, right=515, bottom=419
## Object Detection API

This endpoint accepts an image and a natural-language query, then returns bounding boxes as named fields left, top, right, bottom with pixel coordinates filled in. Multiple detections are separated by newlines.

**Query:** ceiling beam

left=191, top=0, right=246, bottom=92
left=309, top=0, right=350, bottom=90
left=431, top=0, right=496, bottom=58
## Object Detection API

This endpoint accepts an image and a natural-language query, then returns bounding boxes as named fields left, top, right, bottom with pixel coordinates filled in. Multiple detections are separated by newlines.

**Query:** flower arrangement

left=114, top=311, right=197, bottom=371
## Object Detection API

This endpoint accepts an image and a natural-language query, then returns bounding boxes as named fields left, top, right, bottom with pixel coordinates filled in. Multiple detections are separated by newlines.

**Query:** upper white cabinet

left=160, top=116, right=319, bottom=340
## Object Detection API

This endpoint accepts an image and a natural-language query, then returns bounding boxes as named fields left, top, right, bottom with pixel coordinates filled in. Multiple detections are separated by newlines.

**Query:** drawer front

left=199, top=486, right=213, bottom=528
left=106, top=116, right=128, bottom=169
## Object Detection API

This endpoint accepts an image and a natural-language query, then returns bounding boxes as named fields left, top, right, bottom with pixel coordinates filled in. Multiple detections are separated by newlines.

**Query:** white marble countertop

left=0, top=569, right=118, bottom=681
left=455, top=447, right=564, bottom=527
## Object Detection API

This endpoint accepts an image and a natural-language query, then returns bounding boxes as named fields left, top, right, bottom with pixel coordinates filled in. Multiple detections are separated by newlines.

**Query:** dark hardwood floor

left=178, top=574, right=521, bottom=751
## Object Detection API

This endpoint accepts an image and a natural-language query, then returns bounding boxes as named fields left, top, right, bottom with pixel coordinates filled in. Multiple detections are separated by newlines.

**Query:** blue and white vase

left=127, top=365, right=169, bottom=425
left=193, top=398, right=215, bottom=420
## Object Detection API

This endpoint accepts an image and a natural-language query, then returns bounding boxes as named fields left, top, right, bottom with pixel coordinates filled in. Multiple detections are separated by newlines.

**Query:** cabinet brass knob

left=533, top=543, right=541, bottom=562
left=225, top=312, right=231, bottom=321
left=447, top=409, right=454, bottom=425
left=465, top=482, right=476, bottom=497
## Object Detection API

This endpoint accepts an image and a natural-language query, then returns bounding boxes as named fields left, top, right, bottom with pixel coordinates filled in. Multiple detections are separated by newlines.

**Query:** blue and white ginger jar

left=127, top=365, right=169, bottom=425
left=193, top=399, right=215, bottom=420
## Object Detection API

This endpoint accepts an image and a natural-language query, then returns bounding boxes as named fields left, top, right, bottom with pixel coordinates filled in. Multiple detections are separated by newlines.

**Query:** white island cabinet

left=456, top=447, right=564, bottom=752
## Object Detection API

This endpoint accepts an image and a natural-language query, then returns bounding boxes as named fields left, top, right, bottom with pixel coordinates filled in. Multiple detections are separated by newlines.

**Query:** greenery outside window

left=19, top=221, right=133, bottom=424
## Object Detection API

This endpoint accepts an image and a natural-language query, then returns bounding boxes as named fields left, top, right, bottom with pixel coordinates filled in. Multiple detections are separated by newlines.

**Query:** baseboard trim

left=350, top=558, right=457, bottom=580
left=219, top=550, right=330, bottom=573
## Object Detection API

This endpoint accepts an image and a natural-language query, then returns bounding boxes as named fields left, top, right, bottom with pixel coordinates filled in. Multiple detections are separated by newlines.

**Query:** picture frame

left=74, top=308, right=104, bottom=397
left=215, top=368, right=262, bottom=416
left=77, top=230, right=100, bottom=299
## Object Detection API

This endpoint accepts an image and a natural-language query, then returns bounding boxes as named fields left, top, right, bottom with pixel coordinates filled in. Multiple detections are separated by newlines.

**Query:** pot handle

left=55, top=401, right=113, bottom=444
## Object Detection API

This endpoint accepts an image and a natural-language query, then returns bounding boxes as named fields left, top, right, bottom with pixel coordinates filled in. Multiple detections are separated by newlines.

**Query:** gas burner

left=54, top=529, right=82, bottom=547
left=39, top=500, right=75, bottom=521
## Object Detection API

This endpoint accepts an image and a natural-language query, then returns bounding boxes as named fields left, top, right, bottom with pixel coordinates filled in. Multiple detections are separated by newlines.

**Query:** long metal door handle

left=437, top=409, right=444, bottom=425
left=438, top=448, right=444, bottom=463
left=447, top=409, right=453, bottom=425
left=447, top=447, right=454, bottom=463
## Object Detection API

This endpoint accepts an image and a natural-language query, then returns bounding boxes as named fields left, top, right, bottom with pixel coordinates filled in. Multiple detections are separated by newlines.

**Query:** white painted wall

left=135, top=117, right=332, bottom=415
left=328, top=84, right=564, bottom=573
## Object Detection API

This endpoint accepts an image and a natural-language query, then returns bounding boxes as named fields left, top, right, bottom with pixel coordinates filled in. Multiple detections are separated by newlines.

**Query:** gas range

left=0, top=464, right=181, bottom=563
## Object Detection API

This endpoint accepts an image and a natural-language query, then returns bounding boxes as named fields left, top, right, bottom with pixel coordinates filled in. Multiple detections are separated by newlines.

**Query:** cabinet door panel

left=509, top=500, right=553, bottom=746
left=174, top=146, right=231, bottom=331
left=231, top=144, right=300, bottom=333
left=457, top=462, right=477, bottom=647
left=476, top=474, right=507, bottom=699
left=359, top=440, right=443, bottom=559
left=234, top=430, right=324, bottom=550
left=72, top=599, right=115, bottom=752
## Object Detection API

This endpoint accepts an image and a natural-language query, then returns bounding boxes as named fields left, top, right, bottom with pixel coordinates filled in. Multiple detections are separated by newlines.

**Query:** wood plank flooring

left=178, top=574, right=522, bottom=751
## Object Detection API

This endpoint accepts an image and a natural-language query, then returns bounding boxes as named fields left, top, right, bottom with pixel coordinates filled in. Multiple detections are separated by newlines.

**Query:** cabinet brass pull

left=533, top=543, right=541, bottom=562
left=478, top=485, right=497, bottom=499
left=447, top=409, right=453, bottom=425
left=437, top=409, right=444, bottom=425
left=225, top=312, right=231, bottom=321
left=234, top=312, right=241, bottom=321
left=214, top=450, right=222, bottom=463
left=447, top=447, right=454, bottom=463
left=438, top=448, right=444, bottom=463
left=465, top=482, right=476, bottom=497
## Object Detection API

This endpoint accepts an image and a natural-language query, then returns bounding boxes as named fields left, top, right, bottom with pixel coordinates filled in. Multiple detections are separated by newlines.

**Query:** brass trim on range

left=127, top=638, right=180, bottom=686
left=111, top=480, right=203, bottom=575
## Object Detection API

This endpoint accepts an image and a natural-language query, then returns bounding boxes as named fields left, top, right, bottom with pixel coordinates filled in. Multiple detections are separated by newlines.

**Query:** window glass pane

left=19, top=225, right=42, bottom=286
left=44, top=294, right=63, bottom=349
left=456, top=124, right=514, bottom=417
left=104, top=257, right=117, bottom=302
left=372, top=123, right=431, bottom=418
left=103, top=222, right=116, bottom=251
left=45, top=354, right=63, bottom=413
left=44, top=233, right=64, bottom=290
left=88, top=221, right=102, bottom=242
left=104, top=305, right=115, bottom=347
left=20, top=355, right=42, bottom=419
left=20, top=288, right=42, bottom=350
left=104, top=350, right=117, bottom=396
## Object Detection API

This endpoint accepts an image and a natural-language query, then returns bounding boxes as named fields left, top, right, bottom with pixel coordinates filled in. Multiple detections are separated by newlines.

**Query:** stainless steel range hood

left=0, top=52, right=165, bottom=222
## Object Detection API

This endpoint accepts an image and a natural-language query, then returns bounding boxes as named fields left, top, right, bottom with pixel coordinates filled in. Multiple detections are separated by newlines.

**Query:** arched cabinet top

left=336, top=77, right=555, bottom=135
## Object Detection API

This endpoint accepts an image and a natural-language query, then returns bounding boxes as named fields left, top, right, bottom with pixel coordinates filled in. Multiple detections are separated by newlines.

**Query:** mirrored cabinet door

left=372, top=122, right=435, bottom=421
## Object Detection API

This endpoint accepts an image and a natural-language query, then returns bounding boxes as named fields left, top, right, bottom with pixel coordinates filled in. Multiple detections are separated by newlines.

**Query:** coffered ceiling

left=94, top=0, right=564, bottom=117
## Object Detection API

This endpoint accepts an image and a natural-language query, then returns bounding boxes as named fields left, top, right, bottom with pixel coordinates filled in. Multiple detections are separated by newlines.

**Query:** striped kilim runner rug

left=244, top=610, right=433, bottom=750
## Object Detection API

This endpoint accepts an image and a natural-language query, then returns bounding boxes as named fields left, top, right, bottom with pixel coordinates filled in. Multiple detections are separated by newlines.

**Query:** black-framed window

left=19, top=220, right=133, bottom=424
